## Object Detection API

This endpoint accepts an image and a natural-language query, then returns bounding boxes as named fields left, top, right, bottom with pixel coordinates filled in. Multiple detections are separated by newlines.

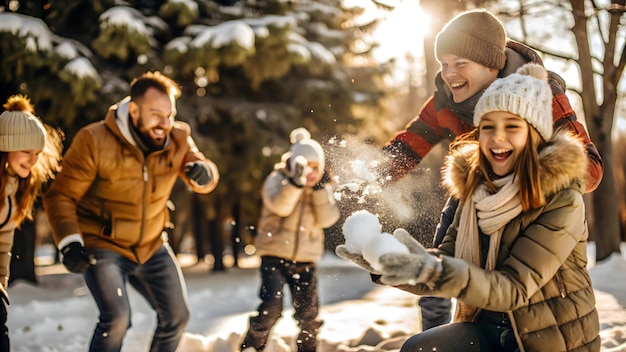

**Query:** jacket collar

left=114, top=97, right=137, bottom=147
left=443, top=131, right=588, bottom=200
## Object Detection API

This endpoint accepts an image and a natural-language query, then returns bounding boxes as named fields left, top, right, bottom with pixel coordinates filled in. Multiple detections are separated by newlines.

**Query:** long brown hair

left=452, top=126, right=546, bottom=212
left=0, top=125, right=63, bottom=226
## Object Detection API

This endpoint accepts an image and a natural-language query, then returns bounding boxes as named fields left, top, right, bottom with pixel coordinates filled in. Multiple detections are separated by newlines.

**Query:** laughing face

left=129, top=87, right=174, bottom=149
left=439, top=54, right=499, bottom=103
left=478, top=111, right=530, bottom=177
left=7, top=150, right=40, bottom=178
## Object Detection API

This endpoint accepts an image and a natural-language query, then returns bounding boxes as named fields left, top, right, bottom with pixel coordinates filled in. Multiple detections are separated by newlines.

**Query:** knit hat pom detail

left=516, top=63, right=548, bottom=81
left=0, top=94, right=47, bottom=152
left=3, top=95, right=35, bottom=114
left=290, top=127, right=311, bottom=144
left=285, top=127, right=325, bottom=180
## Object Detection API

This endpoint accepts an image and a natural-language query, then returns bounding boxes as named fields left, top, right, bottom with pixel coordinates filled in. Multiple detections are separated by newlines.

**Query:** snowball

left=362, top=232, right=410, bottom=271
left=341, top=210, right=381, bottom=254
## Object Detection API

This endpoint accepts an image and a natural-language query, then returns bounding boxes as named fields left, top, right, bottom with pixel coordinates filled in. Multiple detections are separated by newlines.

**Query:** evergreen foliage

left=0, top=0, right=397, bottom=258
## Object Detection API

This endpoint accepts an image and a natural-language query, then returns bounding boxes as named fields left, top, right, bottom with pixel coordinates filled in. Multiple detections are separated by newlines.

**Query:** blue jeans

left=83, top=244, right=189, bottom=352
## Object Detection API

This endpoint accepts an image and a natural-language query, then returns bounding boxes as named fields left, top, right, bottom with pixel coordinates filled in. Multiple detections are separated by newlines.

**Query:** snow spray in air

left=322, top=134, right=447, bottom=246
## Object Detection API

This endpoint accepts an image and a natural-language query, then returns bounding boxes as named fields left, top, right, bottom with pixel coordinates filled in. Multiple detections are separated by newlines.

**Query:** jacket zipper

left=507, top=272, right=567, bottom=352
left=555, top=270, right=567, bottom=298
left=131, top=162, right=148, bottom=262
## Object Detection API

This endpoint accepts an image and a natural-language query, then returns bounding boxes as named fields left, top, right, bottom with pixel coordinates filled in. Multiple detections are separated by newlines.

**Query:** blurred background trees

left=2, top=0, right=625, bottom=274
left=1, top=0, right=406, bottom=272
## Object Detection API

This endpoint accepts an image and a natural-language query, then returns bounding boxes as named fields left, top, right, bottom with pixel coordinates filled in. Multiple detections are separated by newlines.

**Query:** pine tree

left=0, top=0, right=396, bottom=268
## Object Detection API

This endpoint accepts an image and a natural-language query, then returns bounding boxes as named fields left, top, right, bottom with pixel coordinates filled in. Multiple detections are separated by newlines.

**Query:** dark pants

left=401, top=312, right=519, bottom=352
left=83, top=244, right=190, bottom=352
left=0, top=295, right=8, bottom=351
left=419, top=197, right=458, bottom=330
left=241, top=256, right=322, bottom=352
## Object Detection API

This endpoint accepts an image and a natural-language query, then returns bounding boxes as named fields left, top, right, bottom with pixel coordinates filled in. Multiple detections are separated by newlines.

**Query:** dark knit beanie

left=435, top=9, right=507, bottom=70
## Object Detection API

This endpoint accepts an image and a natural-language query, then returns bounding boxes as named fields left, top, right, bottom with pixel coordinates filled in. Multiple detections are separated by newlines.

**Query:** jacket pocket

left=107, top=217, right=140, bottom=243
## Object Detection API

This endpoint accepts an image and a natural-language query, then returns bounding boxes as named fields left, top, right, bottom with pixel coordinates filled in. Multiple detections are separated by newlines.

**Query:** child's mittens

left=288, top=155, right=311, bottom=187
left=378, top=228, right=443, bottom=288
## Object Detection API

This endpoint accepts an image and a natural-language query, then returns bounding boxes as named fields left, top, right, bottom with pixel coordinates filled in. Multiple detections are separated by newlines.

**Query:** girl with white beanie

left=340, top=64, right=600, bottom=351
left=0, top=95, right=63, bottom=350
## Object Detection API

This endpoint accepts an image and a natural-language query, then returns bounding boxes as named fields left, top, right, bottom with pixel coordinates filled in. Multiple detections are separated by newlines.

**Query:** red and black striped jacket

left=383, top=41, right=603, bottom=193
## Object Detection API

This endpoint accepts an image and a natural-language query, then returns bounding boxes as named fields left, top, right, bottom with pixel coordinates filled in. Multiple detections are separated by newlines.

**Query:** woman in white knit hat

left=0, top=95, right=62, bottom=350
left=340, top=63, right=600, bottom=351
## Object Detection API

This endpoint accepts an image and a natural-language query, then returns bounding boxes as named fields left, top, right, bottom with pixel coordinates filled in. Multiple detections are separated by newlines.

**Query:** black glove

left=185, top=162, right=212, bottom=186
left=287, top=155, right=310, bottom=187
left=313, top=170, right=331, bottom=190
left=61, top=242, right=96, bottom=274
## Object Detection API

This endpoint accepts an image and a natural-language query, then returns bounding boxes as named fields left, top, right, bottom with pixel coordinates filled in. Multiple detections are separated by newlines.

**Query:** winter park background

left=3, top=0, right=626, bottom=351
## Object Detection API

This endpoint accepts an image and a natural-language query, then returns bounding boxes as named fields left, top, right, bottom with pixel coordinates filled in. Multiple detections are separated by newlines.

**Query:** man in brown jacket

left=43, top=71, right=219, bottom=352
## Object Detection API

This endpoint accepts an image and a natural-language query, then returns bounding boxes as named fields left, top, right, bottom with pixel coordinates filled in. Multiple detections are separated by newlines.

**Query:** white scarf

left=455, top=174, right=522, bottom=271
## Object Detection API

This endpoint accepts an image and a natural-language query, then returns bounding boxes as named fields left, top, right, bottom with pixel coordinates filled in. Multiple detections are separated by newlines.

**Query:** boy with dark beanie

left=350, top=9, right=603, bottom=331
left=384, top=9, right=601, bottom=189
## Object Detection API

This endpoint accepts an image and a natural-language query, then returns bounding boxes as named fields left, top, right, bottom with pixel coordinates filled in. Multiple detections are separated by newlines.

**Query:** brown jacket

left=399, top=132, right=600, bottom=351
left=254, top=169, right=340, bottom=263
left=44, top=99, right=219, bottom=263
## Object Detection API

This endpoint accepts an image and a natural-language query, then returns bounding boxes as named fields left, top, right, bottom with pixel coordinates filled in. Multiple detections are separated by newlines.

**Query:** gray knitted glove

left=335, top=244, right=380, bottom=275
left=378, top=229, right=442, bottom=288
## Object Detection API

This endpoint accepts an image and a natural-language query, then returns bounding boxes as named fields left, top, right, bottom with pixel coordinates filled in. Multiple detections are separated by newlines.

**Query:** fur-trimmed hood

left=442, top=130, right=588, bottom=200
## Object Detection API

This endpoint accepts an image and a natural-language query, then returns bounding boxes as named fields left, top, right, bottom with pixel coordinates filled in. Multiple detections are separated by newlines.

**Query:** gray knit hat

left=0, top=95, right=46, bottom=152
left=435, top=9, right=507, bottom=70
left=474, top=63, right=553, bottom=141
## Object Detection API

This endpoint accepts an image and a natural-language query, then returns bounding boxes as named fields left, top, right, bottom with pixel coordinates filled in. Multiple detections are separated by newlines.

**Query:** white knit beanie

left=473, top=63, right=553, bottom=141
left=288, top=127, right=325, bottom=173
left=0, top=95, right=46, bottom=152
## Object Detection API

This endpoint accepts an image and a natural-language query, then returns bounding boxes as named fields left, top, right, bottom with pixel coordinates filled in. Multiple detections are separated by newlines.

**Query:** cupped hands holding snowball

left=336, top=210, right=443, bottom=288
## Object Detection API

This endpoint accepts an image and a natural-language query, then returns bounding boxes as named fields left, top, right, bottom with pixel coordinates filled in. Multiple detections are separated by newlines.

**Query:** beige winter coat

left=254, top=169, right=340, bottom=263
left=399, top=131, right=600, bottom=352
left=0, top=177, right=18, bottom=300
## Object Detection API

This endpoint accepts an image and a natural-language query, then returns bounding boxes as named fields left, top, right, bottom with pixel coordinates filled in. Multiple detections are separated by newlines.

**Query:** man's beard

left=132, top=118, right=167, bottom=151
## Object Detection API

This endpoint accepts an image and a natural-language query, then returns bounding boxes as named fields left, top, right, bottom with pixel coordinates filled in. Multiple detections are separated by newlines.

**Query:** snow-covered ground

left=7, top=246, right=626, bottom=352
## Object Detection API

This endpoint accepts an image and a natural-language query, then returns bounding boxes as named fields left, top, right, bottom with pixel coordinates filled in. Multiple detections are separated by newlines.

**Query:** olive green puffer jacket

left=399, top=132, right=600, bottom=352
